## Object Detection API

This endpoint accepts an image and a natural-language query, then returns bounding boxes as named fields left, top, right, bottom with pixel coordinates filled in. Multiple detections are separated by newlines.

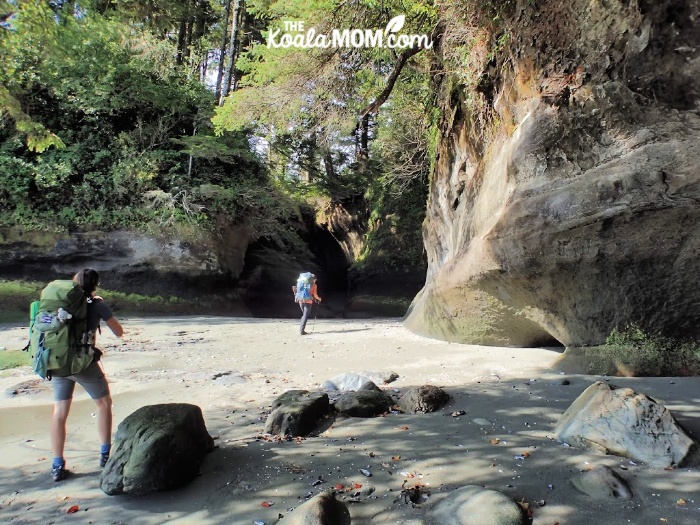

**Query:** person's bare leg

left=50, top=399, right=72, bottom=480
left=51, top=399, right=72, bottom=459
left=95, top=394, right=112, bottom=466
left=95, top=394, right=112, bottom=447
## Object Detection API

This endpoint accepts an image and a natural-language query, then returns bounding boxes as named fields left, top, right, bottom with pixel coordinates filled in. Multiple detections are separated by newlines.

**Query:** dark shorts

left=52, top=361, right=110, bottom=401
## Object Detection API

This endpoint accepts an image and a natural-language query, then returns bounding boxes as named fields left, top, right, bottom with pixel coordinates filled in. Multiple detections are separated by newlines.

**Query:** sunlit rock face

left=406, top=0, right=700, bottom=346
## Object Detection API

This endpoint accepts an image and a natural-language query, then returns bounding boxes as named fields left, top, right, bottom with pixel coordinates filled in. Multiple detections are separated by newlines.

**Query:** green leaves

left=0, top=0, right=266, bottom=234
left=0, top=2, right=63, bottom=151
left=0, top=0, right=436, bottom=270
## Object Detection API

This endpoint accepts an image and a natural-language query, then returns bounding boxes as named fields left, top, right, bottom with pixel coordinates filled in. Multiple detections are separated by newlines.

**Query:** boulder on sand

left=430, top=485, right=527, bottom=525
left=399, top=385, right=450, bottom=414
left=333, top=381, right=394, bottom=417
left=555, top=381, right=699, bottom=468
left=101, top=403, right=215, bottom=495
left=264, top=390, right=330, bottom=437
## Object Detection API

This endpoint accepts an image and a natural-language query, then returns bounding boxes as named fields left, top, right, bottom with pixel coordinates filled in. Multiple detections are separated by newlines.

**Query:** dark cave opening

left=239, top=224, right=350, bottom=318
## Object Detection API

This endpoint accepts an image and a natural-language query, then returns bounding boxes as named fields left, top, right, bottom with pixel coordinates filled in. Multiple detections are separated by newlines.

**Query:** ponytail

left=73, top=268, right=100, bottom=298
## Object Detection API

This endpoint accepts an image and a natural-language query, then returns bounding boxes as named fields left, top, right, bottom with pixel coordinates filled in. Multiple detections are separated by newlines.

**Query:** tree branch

left=359, top=45, right=423, bottom=118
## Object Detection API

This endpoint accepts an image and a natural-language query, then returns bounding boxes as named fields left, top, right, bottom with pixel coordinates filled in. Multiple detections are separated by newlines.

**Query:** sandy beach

left=1, top=317, right=699, bottom=525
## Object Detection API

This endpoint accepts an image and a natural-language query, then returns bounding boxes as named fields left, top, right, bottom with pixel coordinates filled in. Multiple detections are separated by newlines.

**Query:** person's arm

left=94, top=300, right=123, bottom=338
left=106, top=316, right=123, bottom=338
left=312, top=285, right=322, bottom=302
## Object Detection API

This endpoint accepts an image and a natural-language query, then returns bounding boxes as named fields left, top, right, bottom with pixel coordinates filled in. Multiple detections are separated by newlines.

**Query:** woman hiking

left=50, top=268, right=123, bottom=481
left=292, top=273, right=322, bottom=335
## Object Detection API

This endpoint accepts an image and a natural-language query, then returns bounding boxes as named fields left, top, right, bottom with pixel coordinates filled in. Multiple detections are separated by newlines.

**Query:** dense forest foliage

left=0, top=0, right=503, bottom=274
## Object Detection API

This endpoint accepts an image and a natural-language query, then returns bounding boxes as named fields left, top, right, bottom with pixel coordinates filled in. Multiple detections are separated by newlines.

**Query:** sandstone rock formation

left=406, top=0, right=700, bottom=346
left=555, top=381, right=699, bottom=468
left=0, top=227, right=251, bottom=311
left=101, top=403, right=214, bottom=495
left=0, top=220, right=344, bottom=318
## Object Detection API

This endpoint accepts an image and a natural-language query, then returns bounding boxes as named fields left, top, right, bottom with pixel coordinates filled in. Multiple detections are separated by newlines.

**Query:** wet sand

left=0, top=317, right=699, bottom=524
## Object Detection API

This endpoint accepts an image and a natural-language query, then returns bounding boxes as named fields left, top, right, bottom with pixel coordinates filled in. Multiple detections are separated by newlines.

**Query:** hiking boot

left=300, top=331, right=308, bottom=335
left=100, top=453, right=109, bottom=468
left=51, top=464, right=67, bottom=482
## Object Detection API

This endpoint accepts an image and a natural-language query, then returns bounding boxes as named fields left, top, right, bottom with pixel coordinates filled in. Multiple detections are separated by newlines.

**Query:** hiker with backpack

left=48, top=269, right=123, bottom=481
left=292, top=272, right=322, bottom=335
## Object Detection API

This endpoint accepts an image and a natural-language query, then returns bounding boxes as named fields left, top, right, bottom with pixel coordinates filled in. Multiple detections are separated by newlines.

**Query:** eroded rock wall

left=406, top=0, right=700, bottom=346
left=0, top=227, right=247, bottom=302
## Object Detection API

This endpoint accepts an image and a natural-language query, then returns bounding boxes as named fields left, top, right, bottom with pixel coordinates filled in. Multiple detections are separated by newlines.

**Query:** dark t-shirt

left=87, top=298, right=113, bottom=332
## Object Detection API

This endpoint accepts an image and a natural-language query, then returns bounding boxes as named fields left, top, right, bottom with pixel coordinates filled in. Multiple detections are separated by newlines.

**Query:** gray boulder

left=264, top=390, right=330, bottom=437
left=399, top=385, right=450, bottom=414
left=283, top=491, right=350, bottom=525
left=571, top=465, right=633, bottom=499
left=101, top=403, right=214, bottom=495
left=555, top=381, right=699, bottom=468
left=333, top=383, right=394, bottom=417
left=430, top=485, right=527, bottom=525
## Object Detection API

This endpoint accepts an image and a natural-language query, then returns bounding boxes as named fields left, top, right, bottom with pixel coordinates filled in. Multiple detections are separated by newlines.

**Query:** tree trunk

left=323, top=150, right=335, bottom=180
left=356, top=114, right=369, bottom=164
left=185, top=15, right=194, bottom=62
left=353, top=114, right=370, bottom=174
left=220, top=0, right=244, bottom=105
left=193, top=0, right=207, bottom=42
left=176, top=18, right=188, bottom=66
left=201, top=51, right=209, bottom=83
left=360, top=114, right=369, bottom=154
left=215, top=0, right=232, bottom=101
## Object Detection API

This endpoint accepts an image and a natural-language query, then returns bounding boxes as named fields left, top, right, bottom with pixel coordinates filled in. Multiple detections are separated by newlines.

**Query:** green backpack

left=25, top=280, right=93, bottom=379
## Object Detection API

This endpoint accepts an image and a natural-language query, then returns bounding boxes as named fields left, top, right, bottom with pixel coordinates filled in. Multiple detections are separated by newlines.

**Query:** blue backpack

left=294, top=272, right=314, bottom=302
